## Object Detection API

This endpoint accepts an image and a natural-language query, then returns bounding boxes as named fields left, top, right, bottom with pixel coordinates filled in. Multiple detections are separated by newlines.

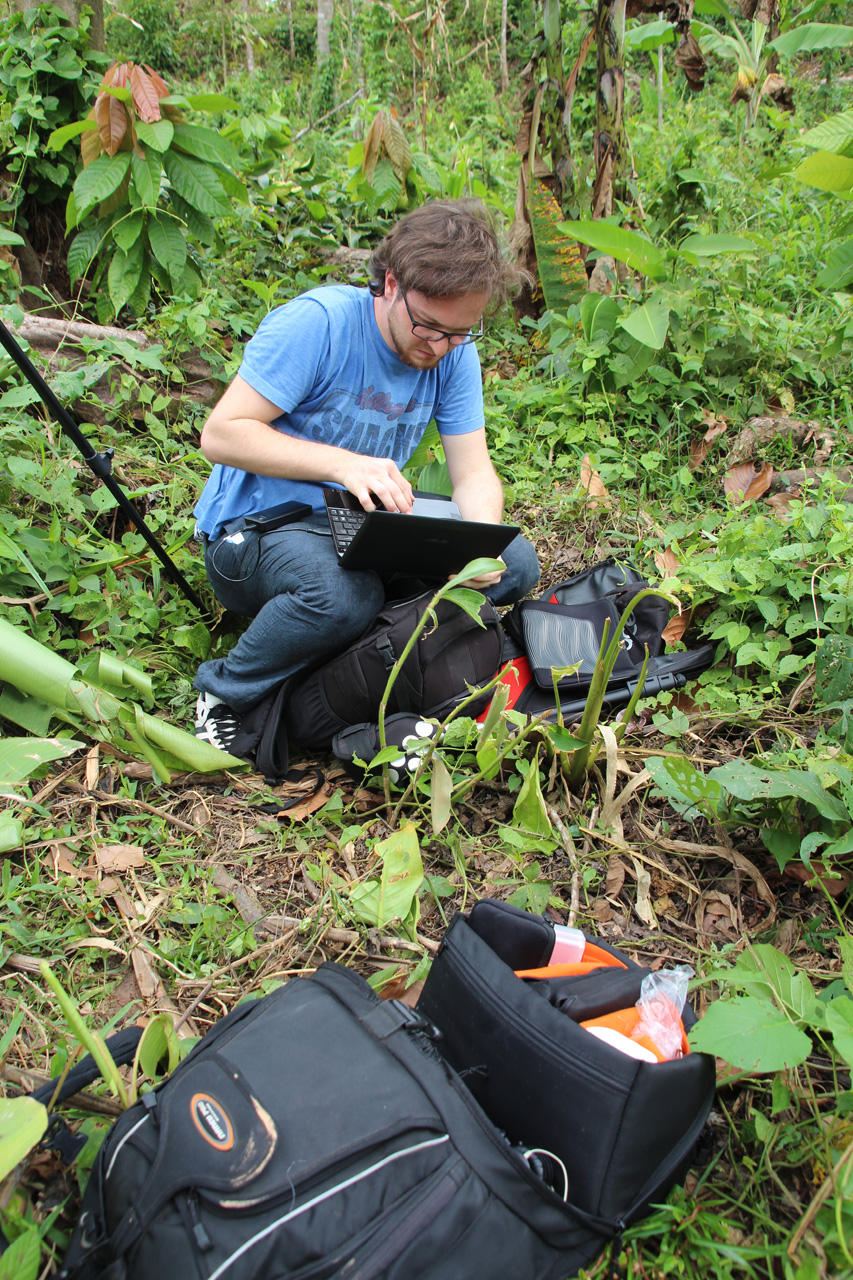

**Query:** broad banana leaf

left=529, top=180, right=588, bottom=312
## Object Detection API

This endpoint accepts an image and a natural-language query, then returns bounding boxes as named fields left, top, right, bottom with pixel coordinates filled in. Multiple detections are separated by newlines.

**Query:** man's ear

left=384, top=270, right=399, bottom=301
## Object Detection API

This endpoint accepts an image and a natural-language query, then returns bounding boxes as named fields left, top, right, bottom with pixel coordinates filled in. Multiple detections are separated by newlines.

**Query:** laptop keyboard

left=327, top=504, right=366, bottom=556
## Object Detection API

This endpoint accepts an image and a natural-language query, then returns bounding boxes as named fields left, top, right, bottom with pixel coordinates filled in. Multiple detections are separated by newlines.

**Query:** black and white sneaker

left=194, top=691, right=241, bottom=753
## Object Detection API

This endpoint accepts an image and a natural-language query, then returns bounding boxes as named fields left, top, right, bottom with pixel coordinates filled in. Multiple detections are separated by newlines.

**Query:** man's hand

left=339, top=456, right=414, bottom=513
left=450, top=558, right=505, bottom=591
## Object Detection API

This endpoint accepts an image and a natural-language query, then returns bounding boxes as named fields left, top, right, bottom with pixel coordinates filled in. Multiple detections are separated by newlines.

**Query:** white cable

left=524, top=1147, right=569, bottom=1202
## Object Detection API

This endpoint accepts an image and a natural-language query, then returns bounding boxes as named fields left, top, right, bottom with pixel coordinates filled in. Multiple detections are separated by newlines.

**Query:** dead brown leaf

left=579, top=455, right=611, bottom=510
left=44, top=842, right=85, bottom=880
left=725, top=462, right=774, bottom=505
left=689, top=415, right=728, bottom=471
left=379, top=978, right=424, bottom=1007
left=785, top=862, right=852, bottom=898
left=85, top=745, right=100, bottom=790
left=605, top=854, right=626, bottom=897
left=591, top=897, right=614, bottom=922
left=662, top=608, right=695, bottom=646
left=94, top=843, right=147, bottom=873
left=654, top=547, right=681, bottom=576
left=765, top=491, right=797, bottom=518
left=279, top=785, right=336, bottom=822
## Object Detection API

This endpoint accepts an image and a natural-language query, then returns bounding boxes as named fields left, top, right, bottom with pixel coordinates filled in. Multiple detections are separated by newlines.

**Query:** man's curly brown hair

left=368, top=198, right=521, bottom=313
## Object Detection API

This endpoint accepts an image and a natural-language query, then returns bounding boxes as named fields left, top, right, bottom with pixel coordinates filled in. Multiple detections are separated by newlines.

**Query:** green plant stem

left=40, top=962, right=129, bottom=1109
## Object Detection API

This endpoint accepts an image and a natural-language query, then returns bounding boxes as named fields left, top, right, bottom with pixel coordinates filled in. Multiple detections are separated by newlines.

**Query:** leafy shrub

left=0, top=4, right=107, bottom=270
left=112, top=0, right=180, bottom=73
left=49, top=63, right=247, bottom=319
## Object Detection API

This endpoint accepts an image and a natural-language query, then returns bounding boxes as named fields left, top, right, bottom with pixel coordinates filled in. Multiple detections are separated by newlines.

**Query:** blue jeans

left=194, top=518, right=540, bottom=712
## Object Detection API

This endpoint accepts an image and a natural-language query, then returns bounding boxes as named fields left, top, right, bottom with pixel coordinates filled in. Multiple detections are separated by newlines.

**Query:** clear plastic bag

left=631, top=965, right=693, bottom=1061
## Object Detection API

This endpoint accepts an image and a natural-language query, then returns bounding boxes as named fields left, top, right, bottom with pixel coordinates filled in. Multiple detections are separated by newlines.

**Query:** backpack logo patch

left=191, top=1093, right=234, bottom=1150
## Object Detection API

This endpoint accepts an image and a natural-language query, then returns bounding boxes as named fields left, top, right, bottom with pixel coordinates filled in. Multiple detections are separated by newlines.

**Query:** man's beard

left=386, top=304, right=442, bottom=369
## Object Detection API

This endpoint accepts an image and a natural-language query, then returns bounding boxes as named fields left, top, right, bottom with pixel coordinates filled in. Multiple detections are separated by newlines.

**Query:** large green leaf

left=0, top=817, right=24, bottom=853
left=625, top=18, right=675, bottom=50
left=512, top=754, right=554, bottom=837
left=617, top=291, right=671, bottom=349
left=769, top=23, right=853, bottom=57
left=0, top=736, right=84, bottom=789
left=559, top=221, right=667, bottom=282
left=348, top=823, right=423, bottom=929
left=185, top=93, right=240, bottom=111
left=709, top=760, right=849, bottom=823
left=801, top=108, right=853, bottom=156
left=529, top=182, right=588, bottom=312
left=793, top=149, right=853, bottom=193
left=826, top=995, right=853, bottom=1066
left=679, top=233, right=757, bottom=256
left=112, top=210, right=144, bottom=253
left=162, top=151, right=231, bottom=217
left=135, top=118, right=174, bottom=152
left=47, top=119, right=98, bottom=150
left=645, top=753, right=724, bottom=818
left=0, top=1097, right=48, bottom=1181
left=580, top=292, right=619, bottom=341
left=108, top=238, right=144, bottom=314
left=170, top=193, right=217, bottom=246
left=73, top=153, right=131, bottom=219
left=0, top=1227, right=40, bottom=1280
left=148, top=213, right=187, bottom=279
left=130, top=151, right=161, bottom=208
left=688, top=995, right=812, bottom=1071
left=170, top=121, right=240, bottom=169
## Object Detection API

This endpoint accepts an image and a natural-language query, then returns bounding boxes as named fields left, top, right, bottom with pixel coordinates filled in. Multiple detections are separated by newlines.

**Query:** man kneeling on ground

left=192, top=197, right=540, bottom=751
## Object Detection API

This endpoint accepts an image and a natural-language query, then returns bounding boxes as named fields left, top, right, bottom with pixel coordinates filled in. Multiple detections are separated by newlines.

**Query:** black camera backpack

left=58, top=964, right=614, bottom=1280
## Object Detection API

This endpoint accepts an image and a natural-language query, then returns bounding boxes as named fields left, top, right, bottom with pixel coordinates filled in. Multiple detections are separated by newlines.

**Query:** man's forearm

left=201, top=416, right=351, bottom=484
left=451, top=466, right=505, bottom=524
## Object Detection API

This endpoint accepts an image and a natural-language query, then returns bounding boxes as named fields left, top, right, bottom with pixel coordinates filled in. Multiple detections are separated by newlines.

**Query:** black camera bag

left=59, top=962, right=607, bottom=1280
left=418, top=903, right=716, bottom=1231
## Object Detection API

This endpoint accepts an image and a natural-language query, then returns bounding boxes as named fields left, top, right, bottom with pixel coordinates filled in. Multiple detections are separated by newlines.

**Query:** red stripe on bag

left=476, top=657, right=534, bottom=722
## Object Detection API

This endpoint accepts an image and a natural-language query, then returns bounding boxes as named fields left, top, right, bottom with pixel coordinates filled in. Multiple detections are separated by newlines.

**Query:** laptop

left=323, top=488, right=519, bottom=578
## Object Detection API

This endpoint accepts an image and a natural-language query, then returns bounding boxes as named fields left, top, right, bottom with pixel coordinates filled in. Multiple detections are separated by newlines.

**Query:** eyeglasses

left=399, top=289, right=484, bottom=347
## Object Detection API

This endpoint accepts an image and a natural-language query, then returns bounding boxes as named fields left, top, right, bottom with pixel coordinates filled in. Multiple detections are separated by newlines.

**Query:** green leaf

left=816, top=633, right=853, bottom=703
left=416, top=458, right=452, bottom=495
left=0, top=817, right=24, bottom=853
left=688, top=995, right=812, bottom=1071
left=107, top=239, right=144, bottom=315
left=112, top=210, right=144, bottom=253
left=0, top=736, right=84, bottom=789
left=46, top=118, right=97, bottom=151
left=148, top=213, right=187, bottom=279
left=170, top=193, right=217, bottom=246
left=840, top=935, right=853, bottom=997
left=348, top=822, right=423, bottom=929
left=801, top=108, right=853, bottom=155
left=708, top=760, right=849, bottom=823
left=431, top=754, right=452, bottom=833
left=580, top=292, right=619, bottom=341
left=825, top=995, right=853, bottom=1066
left=170, top=121, right=240, bottom=169
left=559, top=220, right=668, bottom=282
left=67, top=227, right=103, bottom=284
left=529, top=180, right=588, bottom=311
left=185, top=93, right=240, bottom=111
left=512, top=753, right=553, bottom=837
left=625, top=17, right=675, bottom=49
left=679, top=233, right=757, bottom=257
left=73, top=153, right=131, bottom=219
left=793, top=149, right=853, bottom=194
left=0, top=1096, right=49, bottom=1181
left=769, top=23, right=853, bottom=57
left=0, top=1222, right=41, bottom=1280
left=130, top=150, right=161, bottom=208
left=817, top=238, right=853, bottom=289
left=617, top=291, right=671, bottom=349
left=645, top=753, right=723, bottom=818
left=135, top=118, right=174, bottom=152
left=136, top=1013, right=178, bottom=1078
left=0, top=225, right=24, bottom=247
left=162, top=151, right=230, bottom=217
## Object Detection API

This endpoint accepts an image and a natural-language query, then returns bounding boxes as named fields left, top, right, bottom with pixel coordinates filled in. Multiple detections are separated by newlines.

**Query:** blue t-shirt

left=194, top=285, right=485, bottom=539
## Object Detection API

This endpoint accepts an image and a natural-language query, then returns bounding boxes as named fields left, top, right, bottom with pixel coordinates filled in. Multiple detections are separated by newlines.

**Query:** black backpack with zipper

left=58, top=963, right=615, bottom=1280
left=283, top=588, right=503, bottom=752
